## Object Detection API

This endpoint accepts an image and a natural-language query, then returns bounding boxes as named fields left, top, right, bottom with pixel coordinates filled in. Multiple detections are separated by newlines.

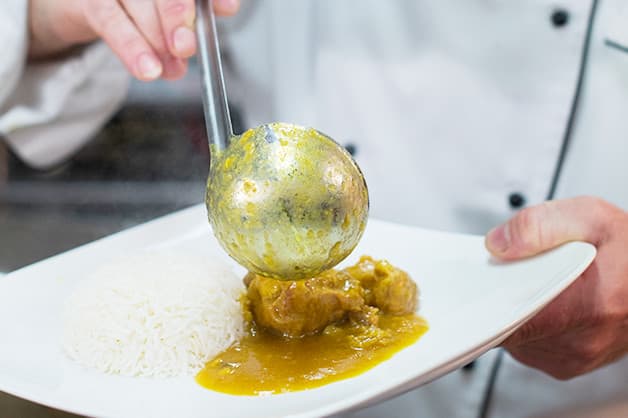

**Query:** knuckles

left=119, top=36, right=148, bottom=56
left=86, top=0, right=123, bottom=32
left=572, top=337, right=609, bottom=366
left=159, top=0, right=191, bottom=18
left=576, top=195, right=613, bottom=215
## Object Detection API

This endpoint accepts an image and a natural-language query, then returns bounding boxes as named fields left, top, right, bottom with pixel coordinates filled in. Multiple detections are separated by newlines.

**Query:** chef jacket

left=0, top=2, right=128, bottom=170
left=1, top=1, right=627, bottom=417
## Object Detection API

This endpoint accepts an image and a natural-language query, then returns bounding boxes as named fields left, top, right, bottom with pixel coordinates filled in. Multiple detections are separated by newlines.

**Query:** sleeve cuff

left=0, top=42, right=129, bottom=169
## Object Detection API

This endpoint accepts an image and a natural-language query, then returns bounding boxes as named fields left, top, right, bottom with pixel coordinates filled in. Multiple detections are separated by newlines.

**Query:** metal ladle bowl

left=196, top=1, right=368, bottom=279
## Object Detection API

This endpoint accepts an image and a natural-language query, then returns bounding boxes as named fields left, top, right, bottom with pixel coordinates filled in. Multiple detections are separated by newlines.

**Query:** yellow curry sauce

left=196, top=256, right=428, bottom=395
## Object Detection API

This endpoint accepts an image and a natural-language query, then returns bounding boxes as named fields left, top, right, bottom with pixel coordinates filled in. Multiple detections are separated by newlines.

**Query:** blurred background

left=0, top=59, right=244, bottom=275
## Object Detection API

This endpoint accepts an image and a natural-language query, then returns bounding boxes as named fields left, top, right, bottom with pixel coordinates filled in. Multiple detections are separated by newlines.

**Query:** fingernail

left=215, top=0, right=239, bottom=12
left=487, top=223, right=511, bottom=253
left=138, top=53, right=162, bottom=80
left=173, top=26, right=196, bottom=56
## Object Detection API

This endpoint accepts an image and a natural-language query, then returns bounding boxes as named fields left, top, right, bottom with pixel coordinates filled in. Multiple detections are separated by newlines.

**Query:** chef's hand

left=485, top=196, right=628, bottom=379
left=28, top=0, right=239, bottom=81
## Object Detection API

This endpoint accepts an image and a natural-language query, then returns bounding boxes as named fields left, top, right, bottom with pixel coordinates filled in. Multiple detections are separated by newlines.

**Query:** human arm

left=485, top=196, right=628, bottom=379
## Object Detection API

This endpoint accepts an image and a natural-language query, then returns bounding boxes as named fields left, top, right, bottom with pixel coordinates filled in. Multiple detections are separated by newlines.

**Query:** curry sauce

left=196, top=314, right=427, bottom=395
left=196, top=256, right=428, bottom=395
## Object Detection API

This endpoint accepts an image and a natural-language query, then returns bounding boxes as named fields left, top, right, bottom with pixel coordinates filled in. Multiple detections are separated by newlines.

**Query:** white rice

left=63, top=252, right=245, bottom=378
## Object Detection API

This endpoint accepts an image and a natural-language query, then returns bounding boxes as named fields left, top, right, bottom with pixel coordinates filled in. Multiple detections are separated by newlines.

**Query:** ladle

left=195, top=0, right=369, bottom=279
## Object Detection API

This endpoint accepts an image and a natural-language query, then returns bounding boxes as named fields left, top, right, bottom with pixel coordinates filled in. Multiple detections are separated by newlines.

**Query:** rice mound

left=63, top=252, right=245, bottom=378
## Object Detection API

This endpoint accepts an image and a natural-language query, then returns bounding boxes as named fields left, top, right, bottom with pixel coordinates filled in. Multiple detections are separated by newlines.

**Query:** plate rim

left=0, top=204, right=597, bottom=418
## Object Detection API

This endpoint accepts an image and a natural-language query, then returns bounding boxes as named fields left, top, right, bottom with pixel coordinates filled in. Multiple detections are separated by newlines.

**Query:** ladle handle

left=196, top=0, right=233, bottom=152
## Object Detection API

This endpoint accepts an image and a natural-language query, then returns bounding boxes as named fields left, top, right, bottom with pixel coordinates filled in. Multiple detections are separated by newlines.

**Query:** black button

left=508, top=193, right=526, bottom=209
left=462, top=361, right=476, bottom=372
left=344, top=143, right=357, bottom=156
left=551, top=9, right=569, bottom=27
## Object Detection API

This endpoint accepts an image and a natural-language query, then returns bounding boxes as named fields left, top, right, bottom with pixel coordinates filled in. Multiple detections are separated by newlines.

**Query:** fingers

left=485, top=196, right=615, bottom=260
left=154, top=0, right=240, bottom=59
left=84, top=0, right=239, bottom=81
left=505, top=327, right=627, bottom=380
left=155, top=0, right=197, bottom=58
left=84, top=0, right=163, bottom=81
left=501, top=268, right=592, bottom=347
left=213, top=0, right=241, bottom=16
left=506, top=343, right=580, bottom=380
left=122, top=0, right=187, bottom=79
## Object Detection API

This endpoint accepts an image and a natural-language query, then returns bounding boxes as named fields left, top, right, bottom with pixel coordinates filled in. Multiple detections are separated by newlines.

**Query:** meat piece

left=244, top=256, right=418, bottom=337
left=245, top=270, right=370, bottom=337
left=343, top=256, right=418, bottom=315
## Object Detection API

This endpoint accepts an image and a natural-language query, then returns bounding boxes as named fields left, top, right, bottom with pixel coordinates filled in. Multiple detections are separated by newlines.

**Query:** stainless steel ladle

left=195, top=0, right=369, bottom=279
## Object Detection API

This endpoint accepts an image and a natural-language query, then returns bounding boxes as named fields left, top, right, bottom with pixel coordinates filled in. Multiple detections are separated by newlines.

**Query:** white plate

left=0, top=204, right=596, bottom=418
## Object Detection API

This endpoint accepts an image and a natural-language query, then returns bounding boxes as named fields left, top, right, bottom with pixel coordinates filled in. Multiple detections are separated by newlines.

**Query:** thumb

left=485, top=196, right=610, bottom=260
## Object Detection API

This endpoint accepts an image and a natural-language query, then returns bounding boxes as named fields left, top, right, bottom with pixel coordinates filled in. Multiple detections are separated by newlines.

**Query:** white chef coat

left=1, top=1, right=627, bottom=417
left=0, top=1, right=128, bottom=170
left=220, top=2, right=628, bottom=417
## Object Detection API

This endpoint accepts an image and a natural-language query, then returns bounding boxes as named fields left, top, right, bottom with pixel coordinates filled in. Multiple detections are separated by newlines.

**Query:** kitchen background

left=0, top=59, right=245, bottom=274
